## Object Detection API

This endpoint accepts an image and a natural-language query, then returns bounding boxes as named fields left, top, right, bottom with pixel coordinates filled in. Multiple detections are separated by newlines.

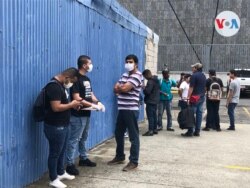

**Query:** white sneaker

left=49, top=178, right=67, bottom=188
left=124, top=132, right=129, bottom=138
left=58, top=172, right=75, bottom=181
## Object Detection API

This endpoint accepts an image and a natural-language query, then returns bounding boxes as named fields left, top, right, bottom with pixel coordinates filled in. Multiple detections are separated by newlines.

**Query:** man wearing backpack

left=43, top=68, right=81, bottom=188
left=157, top=69, right=176, bottom=131
left=203, top=69, right=223, bottom=131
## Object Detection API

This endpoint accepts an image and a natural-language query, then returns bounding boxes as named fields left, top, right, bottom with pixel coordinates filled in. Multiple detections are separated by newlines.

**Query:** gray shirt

left=229, top=78, right=240, bottom=103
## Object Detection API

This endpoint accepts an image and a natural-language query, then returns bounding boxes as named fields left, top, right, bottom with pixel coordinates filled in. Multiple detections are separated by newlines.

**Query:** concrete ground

left=28, top=99, right=250, bottom=188
left=28, top=122, right=250, bottom=188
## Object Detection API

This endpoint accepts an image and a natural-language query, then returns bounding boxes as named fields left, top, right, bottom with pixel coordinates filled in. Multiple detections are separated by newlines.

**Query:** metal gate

left=158, top=44, right=250, bottom=72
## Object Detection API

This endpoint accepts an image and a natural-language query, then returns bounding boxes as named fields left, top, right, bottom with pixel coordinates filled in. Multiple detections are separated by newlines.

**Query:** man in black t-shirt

left=66, top=55, right=105, bottom=176
left=43, top=67, right=81, bottom=188
left=203, top=69, right=223, bottom=131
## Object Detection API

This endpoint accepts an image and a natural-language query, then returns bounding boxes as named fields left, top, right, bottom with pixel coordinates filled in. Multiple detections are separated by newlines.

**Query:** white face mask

left=125, top=63, right=134, bottom=72
left=87, top=64, right=93, bottom=72
left=64, top=82, right=73, bottom=89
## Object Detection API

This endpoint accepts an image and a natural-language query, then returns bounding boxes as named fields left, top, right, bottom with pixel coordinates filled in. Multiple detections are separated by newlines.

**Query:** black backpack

left=33, top=80, right=60, bottom=122
left=177, top=106, right=195, bottom=129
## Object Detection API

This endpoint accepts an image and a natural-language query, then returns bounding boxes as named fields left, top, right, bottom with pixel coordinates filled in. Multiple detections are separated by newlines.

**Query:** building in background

left=118, top=0, right=250, bottom=72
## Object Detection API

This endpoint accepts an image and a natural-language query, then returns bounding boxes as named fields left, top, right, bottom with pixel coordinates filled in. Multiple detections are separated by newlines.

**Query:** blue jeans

left=44, top=124, right=69, bottom=181
left=66, top=116, right=90, bottom=165
left=188, top=96, right=205, bottom=134
left=115, top=110, right=139, bottom=164
left=158, top=100, right=172, bottom=128
left=228, top=103, right=237, bottom=128
left=146, top=103, right=157, bottom=131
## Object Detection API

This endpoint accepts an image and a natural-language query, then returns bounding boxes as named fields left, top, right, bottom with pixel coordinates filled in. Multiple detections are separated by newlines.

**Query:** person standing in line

left=157, top=69, right=176, bottom=131
left=178, top=74, right=191, bottom=110
left=142, top=69, right=160, bottom=136
left=108, top=54, right=143, bottom=172
left=203, top=69, right=223, bottom=132
left=66, top=55, right=105, bottom=176
left=177, top=72, right=185, bottom=88
left=43, top=68, right=81, bottom=188
left=181, top=63, right=206, bottom=137
left=226, top=69, right=240, bottom=131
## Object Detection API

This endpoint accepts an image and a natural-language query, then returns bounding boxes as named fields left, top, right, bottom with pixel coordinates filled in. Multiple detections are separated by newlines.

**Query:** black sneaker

left=153, top=130, right=158, bottom=134
left=216, top=128, right=222, bottom=132
left=66, top=164, right=79, bottom=175
left=107, top=157, right=125, bottom=165
left=193, top=132, right=200, bottom=137
left=227, top=127, right=235, bottom=131
left=181, top=132, right=193, bottom=137
left=157, top=126, right=163, bottom=131
left=167, top=128, right=175, bottom=131
left=79, top=158, right=96, bottom=167
left=142, top=131, right=153, bottom=136
left=202, top=127, right=210, bottom=131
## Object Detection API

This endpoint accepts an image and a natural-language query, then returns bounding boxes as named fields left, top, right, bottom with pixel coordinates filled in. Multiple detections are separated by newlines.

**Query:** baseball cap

left=191, top=63, right=203, bottom=69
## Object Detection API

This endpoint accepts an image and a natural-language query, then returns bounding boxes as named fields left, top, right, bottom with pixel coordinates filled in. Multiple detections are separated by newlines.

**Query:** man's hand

left=114, top=83, right=121, bottom=94
left=160, top=91, right=168, bottom=96
left=91, top=104, right=102, bottom=111
left=70, top=100, right=82, bottom=110
left=97, top=102, right=106, bottom=112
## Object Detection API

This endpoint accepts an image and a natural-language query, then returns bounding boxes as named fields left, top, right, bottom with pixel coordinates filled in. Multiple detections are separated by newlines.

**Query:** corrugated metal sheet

left=0, top=0, right=146, bottom=187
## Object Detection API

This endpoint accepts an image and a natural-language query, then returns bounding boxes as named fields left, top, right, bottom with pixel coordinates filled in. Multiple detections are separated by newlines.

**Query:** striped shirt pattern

left=117, top=71, right=143, bottom=110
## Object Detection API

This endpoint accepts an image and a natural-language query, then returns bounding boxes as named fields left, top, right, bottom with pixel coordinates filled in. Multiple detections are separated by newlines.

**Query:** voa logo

left=215, top=11, right=240, bottom=37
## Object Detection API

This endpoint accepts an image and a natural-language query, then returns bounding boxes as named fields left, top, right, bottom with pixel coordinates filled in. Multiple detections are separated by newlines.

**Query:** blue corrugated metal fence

left=0, top=0, right=147, bottom=187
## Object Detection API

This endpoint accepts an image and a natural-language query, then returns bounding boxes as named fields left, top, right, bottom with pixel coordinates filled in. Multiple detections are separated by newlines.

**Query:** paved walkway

left=28, top=120, right=250, bottom=188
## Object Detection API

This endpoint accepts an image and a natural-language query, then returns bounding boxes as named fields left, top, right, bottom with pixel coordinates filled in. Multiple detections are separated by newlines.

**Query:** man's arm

left=171, top=79, right=177, bottom=87
left=91, top=92, right=99, bottom=103
left=47, top=83, right=81, bottom=112
left=143, top=80, right=154, bottom=95
left=187, top=87, right=194, bottom=99
left=226, top=89, right=234, bottom=107
left=50, top=100, right=81, bottom=112
left=114, top=82, right=120, bottom=94
left=72, top=93, right=92, bottom=107
left=117, top=82, right=134, bottom=93
left=178, top=88, right=183, bottom=98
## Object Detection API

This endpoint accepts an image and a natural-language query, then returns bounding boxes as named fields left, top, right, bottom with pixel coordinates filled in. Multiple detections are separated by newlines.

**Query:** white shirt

left=179, top=81, right=189, bottom=100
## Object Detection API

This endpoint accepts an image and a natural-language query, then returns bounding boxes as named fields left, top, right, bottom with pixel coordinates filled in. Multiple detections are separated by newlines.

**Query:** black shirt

left=44, top=78, right=70, bottom=126
left=190, top=71, right=206, bottom=96
left=70, top=74, right=92, bottom=117
left=206, top=77, right=224, bottom=92
left=143, top=76, right=160, bottom=104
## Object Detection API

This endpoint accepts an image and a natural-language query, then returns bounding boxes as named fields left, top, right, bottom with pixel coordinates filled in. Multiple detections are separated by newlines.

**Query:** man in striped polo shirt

left=107, top=54, right=143, bottom=171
